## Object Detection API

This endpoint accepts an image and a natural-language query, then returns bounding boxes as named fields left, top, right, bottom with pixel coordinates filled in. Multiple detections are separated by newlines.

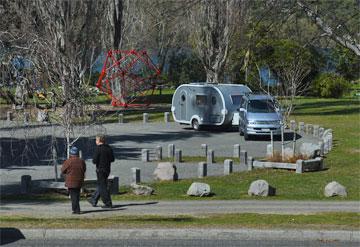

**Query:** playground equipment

left=96, top=50, right=161, bottom=107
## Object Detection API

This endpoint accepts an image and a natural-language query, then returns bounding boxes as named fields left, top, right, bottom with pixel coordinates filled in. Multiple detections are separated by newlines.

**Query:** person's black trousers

left=69, top=188, right=81, bottom=213
left=91, top=171, right=112, bottom=206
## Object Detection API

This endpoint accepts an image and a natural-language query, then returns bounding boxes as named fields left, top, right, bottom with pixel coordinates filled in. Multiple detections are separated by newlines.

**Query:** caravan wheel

left=191, top=119, right=201, bottom=131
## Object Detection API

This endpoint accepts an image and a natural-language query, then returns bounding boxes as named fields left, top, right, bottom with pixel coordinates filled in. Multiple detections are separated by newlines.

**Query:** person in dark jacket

left=88, top=135, right=115, bottom=208
left=61, top=146, right=86, bottom=214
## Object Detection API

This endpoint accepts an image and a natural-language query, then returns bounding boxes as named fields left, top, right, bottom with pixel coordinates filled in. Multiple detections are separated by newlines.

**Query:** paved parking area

left=0, top=122, right=318, bottom=193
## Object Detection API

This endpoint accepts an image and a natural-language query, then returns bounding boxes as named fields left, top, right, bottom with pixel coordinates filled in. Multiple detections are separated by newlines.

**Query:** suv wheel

left=191, top=119, right=200, bottom=131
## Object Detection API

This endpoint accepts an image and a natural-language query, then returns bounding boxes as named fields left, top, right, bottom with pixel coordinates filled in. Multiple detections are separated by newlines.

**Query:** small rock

left=324, top=181, right=347, bottom=197
left=130, top=183, right=154, bottom=196
left=153, top=162, right=178, bottom=181
left=187, top=182, right=211, bottom=197
left=248, top=179, right=276, bottom=196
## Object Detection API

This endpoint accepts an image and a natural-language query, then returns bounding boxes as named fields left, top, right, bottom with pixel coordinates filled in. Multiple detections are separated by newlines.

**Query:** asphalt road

left=1, top=200, right=359, bottom=218
left=3, top=239, right=357, bottom=247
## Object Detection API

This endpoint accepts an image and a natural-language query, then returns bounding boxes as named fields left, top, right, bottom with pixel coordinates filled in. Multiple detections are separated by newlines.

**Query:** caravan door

left=179, top=91, right=187, bottom=120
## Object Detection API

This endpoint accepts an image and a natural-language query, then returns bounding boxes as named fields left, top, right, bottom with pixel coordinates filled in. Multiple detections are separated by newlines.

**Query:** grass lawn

left=0, top=212, right=358, bottom=230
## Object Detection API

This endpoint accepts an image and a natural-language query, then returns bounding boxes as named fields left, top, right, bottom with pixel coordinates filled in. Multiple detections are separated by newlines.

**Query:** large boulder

left=248, top=179, right=276, bottom=196
left=299, top=143, right=320, bottom=158
left=187, top=182, right=211, bottom=197
left=153, top=162, right=178, bottom=181
left=324, top=181, right=347, bottom=197
left=130, top=183, right=154, bottom=196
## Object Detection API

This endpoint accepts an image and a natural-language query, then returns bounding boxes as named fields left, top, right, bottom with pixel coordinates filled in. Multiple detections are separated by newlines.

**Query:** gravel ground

left=1, top=200, right=359, bottom=218
left=0, top=121, right=318, bottom=194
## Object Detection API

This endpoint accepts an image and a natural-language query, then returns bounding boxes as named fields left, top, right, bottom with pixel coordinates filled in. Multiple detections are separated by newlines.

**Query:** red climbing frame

left=96, top=50, right=161, bottom=107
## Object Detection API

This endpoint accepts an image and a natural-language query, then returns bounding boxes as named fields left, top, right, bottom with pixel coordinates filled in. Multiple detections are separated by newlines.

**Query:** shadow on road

left=246, top=133, right=301, bottom=142
left=0, top=228, right=25, bottom=245
left=80, top=207, right=125, bottom=215
left=80, top=202, right=158, bottom=215
left=115, top=201, right=159, bottom=207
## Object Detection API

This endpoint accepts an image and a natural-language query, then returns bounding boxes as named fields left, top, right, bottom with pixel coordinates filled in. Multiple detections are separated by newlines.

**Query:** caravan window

left=181, top=94, right=186, bottom=102
left=211, top=96, right=217, bottom=105
left=231, top=95, right=242, bottom=105
left=196, top=95, right=207, bottom=105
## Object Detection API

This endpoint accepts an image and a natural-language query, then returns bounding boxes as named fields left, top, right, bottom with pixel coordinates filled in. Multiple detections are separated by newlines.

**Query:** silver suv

left=238, top=94, right=283, bottom=140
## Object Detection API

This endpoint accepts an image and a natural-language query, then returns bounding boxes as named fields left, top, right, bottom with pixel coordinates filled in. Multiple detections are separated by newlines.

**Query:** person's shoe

left=87, top=198, right=97, bottom=207
left=72, top=211, right=81, bottom=215
left=101, top=204, right=113, bottom=209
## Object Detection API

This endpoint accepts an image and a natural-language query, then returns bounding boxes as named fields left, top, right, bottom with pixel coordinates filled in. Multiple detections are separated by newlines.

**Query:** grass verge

left=0, top=213, right=358, bottom=230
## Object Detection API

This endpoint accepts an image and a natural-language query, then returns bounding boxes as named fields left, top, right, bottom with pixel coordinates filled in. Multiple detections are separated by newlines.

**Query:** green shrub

left=311, top=73, right=350, bottom=98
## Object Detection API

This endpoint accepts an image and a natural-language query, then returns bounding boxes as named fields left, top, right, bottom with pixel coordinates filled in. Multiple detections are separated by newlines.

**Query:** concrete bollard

left=318, top=141, right=324, bottom=156
left=155, top=146, right=162, bottom=160
left=323, top=137, right=330, bottom=154
left=131, top=167, right=141, bottom=184
left=313, top=125, right=320, bottom=137
left=21, top=175, right=32, bottom=194
left=168, top=144, right=175, bottom=158
left=318, top=127, right=325, bottom=138
left=175, top=149, right=182, bottom=163
left=141, top=149, right=149, bottom=162
left=143, top=113, right=149, bottom=123
left=305, top=124, right=313, bottom=135
left=207, top=149, right=215, bottom=164
left=198, top=162, right=207, bottom=178
left=6, top=111, right=13, bottom=122
left=24, top=112, right=30, bottom=124
left=110, top=176, right=119, bottom=194
left=328, top=134, right=333, bottom=151
left=296, top=160, right=304, bottom=174
left=240, top=150, right=248, bottom=166
left=164, top=112, right=170, bottom=123
left=290, top=120, right=296, bottom=131
left=247, top=156, right=254, bottom=171
left=224, top=159, right=233, bottom=175
left=201, top=144, right=208, bottom=157
left=233, top=144, right=240, bottom=158
left=298, top=122, right=305, bottom=134
left=118, top=113, right=124, bottom=124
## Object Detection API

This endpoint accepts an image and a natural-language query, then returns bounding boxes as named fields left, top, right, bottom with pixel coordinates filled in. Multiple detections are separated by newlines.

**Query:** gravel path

left=1, top=200, right=359, bottom=218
